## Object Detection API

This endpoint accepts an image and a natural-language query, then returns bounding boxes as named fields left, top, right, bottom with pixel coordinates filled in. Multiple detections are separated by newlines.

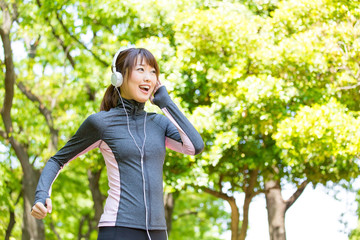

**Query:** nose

left=144, top=71, right=151, bottom=82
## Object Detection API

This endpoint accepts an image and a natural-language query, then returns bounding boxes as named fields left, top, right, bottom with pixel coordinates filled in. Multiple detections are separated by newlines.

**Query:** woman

left=31, top=48, right=204, bottom=240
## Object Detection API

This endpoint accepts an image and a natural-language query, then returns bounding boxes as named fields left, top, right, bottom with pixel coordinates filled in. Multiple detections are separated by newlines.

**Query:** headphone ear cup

left=111, top=72, right=123, bottom=87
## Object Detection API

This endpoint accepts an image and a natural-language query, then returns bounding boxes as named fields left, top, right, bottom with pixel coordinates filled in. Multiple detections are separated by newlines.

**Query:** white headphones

left=111, top=48, right=125, bottom=87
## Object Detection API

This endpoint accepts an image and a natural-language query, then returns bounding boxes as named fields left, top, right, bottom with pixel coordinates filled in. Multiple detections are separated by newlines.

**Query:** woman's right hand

left=150, top=78, right=163, bottom=104
left=31, top=198, right=52, bottom=219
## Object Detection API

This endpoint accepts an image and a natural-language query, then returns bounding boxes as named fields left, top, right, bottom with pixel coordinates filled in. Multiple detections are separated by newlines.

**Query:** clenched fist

left=31, top=198, right=52, bottom=219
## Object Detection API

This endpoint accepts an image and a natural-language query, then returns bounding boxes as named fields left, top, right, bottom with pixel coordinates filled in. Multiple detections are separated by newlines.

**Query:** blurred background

left=0, top=0, right=359, bottom=239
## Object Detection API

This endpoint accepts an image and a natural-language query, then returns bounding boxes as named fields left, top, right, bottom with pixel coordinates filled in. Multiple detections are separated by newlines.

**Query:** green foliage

left=174, top=2, right=261, bottom=107
left=1, top=0, right=360, bottom=239
left=237, top=0, right=280, bottom=17
left=172, top=0, right=360, bottom=236
left=170, top=191, right=230, bottom=240
left=274, top=99, right=360, bottom=184
left=44, top=159, right=97, bottom=240
left=0, top=150, right=22, bottom=239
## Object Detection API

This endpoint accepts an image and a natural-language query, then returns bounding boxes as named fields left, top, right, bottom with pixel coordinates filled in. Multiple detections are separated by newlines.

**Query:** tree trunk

left=5, top=208, right=16, bottom=240
left=22, top=167, right=44, bottom=240
left=265, top=180, right=286, bottom=240
left=87, top=167, right=105, bottom=225
left=238, top=195, right=251, bottom=240
left=228, top=197, right=240, bottom=240
left=239, top=169, right=258, bottom=240
left=19, top=148, right=44, bottom=240
left=5, top=189, right=21, bottom=240
left=264, top=177, right=308, bottom=240
left=202, top=188, right=240, bottom=240
left=164, top=192, right=175, bottom=235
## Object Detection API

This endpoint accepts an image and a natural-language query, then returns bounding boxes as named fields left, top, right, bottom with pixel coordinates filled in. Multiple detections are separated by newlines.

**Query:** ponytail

left=100, top=85, right=120, bottom=111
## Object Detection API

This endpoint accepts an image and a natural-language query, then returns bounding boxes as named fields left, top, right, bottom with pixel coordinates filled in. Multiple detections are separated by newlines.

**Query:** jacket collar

left=117, top=97, right=145, bottom=115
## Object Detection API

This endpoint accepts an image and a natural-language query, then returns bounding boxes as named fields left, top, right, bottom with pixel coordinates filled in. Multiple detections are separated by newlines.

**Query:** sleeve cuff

left=152, top=86, right=172, bottom=109
left=34, top=191, right=49, bottom=206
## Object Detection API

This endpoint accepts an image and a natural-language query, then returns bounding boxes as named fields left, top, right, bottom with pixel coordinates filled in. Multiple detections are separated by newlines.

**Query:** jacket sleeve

left=152, top=86, right=204, bottom=155
left=34, top=114, right=102, bottom=206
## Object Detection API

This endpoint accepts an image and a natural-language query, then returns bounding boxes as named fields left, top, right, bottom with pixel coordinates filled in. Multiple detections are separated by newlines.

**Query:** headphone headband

left=111, top=47, right=129, bottom=87
left=112, top=48, right=125, bottom=73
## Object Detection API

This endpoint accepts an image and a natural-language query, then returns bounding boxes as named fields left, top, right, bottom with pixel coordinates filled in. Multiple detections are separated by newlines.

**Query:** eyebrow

left=136, top=63, right=155, bottom=69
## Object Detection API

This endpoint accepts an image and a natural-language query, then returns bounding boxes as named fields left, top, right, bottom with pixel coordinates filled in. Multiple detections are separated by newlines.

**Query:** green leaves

left=274, top=99, right=360, bottom=183
left=2, top=0, right=360, bottom=238
left=171, top=191, right=230, bottom=240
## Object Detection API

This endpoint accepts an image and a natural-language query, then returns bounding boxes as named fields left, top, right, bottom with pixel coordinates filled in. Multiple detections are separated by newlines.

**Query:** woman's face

left=120, top=57, right=158, bottom=103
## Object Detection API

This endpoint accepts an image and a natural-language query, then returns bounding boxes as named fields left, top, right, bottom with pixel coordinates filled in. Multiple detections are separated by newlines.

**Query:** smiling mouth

left=139, top=85, right=150, bottom=93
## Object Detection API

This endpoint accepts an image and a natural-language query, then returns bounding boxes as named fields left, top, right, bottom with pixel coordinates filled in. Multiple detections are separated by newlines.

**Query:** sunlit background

left=1, top=0, right=359, bottom=239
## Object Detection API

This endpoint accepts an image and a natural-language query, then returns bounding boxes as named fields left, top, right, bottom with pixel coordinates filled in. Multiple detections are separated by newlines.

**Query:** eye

left=151, top=69, right=156, bottom=74
left=137, top=67, right=144, bottom=72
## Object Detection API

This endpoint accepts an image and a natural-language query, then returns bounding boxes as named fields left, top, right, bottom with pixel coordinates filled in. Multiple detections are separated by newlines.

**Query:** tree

left=171, top=0, right=360, bottom=239
left=263, top=1, right=360, bottom=237
left=0, top=1, right=47, bottom=239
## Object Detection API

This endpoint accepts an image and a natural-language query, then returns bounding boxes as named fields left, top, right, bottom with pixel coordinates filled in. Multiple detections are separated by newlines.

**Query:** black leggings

left=97, top=226, right=167, bottom=240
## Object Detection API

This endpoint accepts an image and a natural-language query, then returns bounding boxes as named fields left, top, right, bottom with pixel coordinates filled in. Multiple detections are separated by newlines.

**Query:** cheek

left=120, top=80, right=135, bottom=96
left=152, top=79, right=157, bottom=86
left=126, top=75, right=138, bottom=88
left=151, top=76, right=158, bottom=84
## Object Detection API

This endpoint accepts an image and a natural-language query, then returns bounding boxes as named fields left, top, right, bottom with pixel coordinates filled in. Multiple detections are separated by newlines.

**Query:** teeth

left=140, top=85, right=150, bottom=90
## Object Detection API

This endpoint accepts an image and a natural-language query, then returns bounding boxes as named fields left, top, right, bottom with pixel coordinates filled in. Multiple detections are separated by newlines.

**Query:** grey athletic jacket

left=34, top=86, right=204, bottom=230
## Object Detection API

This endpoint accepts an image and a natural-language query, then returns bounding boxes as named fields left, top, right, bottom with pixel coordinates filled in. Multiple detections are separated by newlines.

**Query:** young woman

left=31, top=48, right=204, bottom=240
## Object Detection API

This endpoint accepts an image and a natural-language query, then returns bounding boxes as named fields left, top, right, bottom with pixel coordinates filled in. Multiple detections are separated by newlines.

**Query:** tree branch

left=50, top=25, right=76, bottom=68
left=285, top=180, right=308, bottom=211
left=30, top=155, right=39, bottom=167
left=16, top=81, right=58, bottom=151
left=5, top=205, right=16, bottom=240
left=51, top=44, right=72, bottom=109
left=1, top=1, right=16, bottom=138
left=92, top=19, right=112, bottom=33
left=218, top=174, right=224, bottom=191
left=246, top=169, right=259, bottom=199
left=0, top=1, right=6, bottom=10
left=0, top=1, right=18, bottom=25
left=24, top=35, right=41, bottom=58
left=78, top=214, right=93, bottom=240
left=337, top=82, right=360, bottom=91
left=55, top=10, right=108, bottom=67
left=11, top=2, right=19, bottom=22
left=5, top=178, right=22, bottom=240
left=36, top=0, right=76, bottom=69
left=16, top=82, right=53, bottom=126
left=0, top=129, right=7, bottom=139
left=49, top=217, right=62, bottom=240
left=335, top=42, right=360, bottom=91
left=201, top=186, right=233, bottom=202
